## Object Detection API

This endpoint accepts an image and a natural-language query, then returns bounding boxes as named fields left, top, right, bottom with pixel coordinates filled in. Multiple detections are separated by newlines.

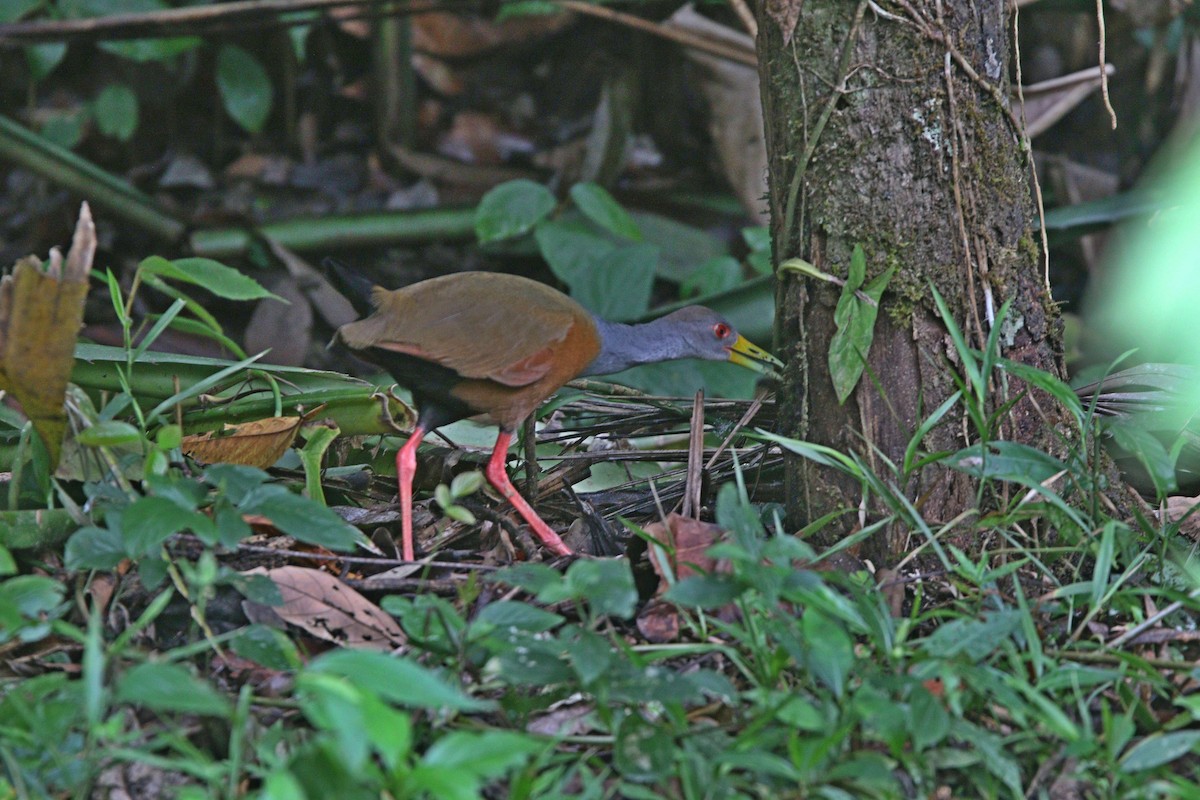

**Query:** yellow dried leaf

left=182, top=416, right=304, bottom=469
left=0, top=203, right=95, bottom=467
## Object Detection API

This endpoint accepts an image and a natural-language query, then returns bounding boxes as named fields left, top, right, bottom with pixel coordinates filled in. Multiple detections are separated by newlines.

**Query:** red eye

left=714, top=322, right=732, bottom=340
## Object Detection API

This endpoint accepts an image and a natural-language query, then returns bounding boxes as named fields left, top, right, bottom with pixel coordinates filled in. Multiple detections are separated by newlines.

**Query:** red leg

left=485, top=430, right=572, bottom=556
left=396, top=425, right=427, bottom=561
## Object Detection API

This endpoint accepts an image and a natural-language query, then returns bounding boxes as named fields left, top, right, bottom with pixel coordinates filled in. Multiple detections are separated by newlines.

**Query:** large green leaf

left=570, top=182, right=641, bottom=240
left=572, top=243, right=657, bottom=322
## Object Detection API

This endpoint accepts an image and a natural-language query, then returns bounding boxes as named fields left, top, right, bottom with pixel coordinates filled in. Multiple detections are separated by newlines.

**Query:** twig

left=0, top=0, right=439, bottom=42
left=558, top=0, right=757, bottom=67
left=1095, top=0, right=1117, bottom=129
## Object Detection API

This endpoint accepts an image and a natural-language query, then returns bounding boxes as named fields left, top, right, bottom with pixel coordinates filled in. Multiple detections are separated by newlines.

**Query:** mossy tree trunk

left=756, top=0, right=1064, bottom=564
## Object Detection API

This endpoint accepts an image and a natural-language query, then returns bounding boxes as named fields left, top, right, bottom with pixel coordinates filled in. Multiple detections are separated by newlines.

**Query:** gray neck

left=582, top=317, right=695, bottom=377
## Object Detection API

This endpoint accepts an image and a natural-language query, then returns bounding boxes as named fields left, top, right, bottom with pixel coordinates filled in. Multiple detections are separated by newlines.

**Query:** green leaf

left=139, top=256, right=276, bottom=301
left=100, top=37, right=200, bottom=63
left=309, top=650, right=494, bottom=711
left=40, top=110, right=86, bottom=149
left=473, top=601, right=564, bottom=632
left=557, top=558, right=638, bottom=619
left=0, top=545, right=14, bottom=576
left=614, top=714, right=674, bottom=781
left=449, top=470, right=484, bottom=498
left=570, top=183, right=641, bottom=240
left=422, top=730, right=541, bottom=775
left=1120, top=731, right=1200, bottom=772
left=239, top=485, right=360, bottom=551
left=2, top=0, right=39, bottom=22
left=909, top=685, right=950, bottom=750
left=76, top=420, right=143, bottom=447
left=829, top=246, right=893, bottom=404
left=216, top=44, right=272, bottom=133
left=475, top=179, right=556, bottom=243
left=803, top=610, right=853, bottom=698
left=116, top=662, right=231, bottom=715
left=93, top=83, right=138, bottom=141
left=571, top=242, right=657, bottom=322
left=488, top=563, right=564, bottom=594
left=25, top=43, right=67, bottom=80
left=230, top=624, right=301, bottom=670
left=921, top=609, right=1021, bottom=661
left=949, top=441, right=1067, bottom=486
left=663, top=575, right=744, bottom=608
left=681, top=256, right=742, bottom=298
left=65, top=526, right=127, bottom=571
left=534, top=218, right=615, bottom=286
left=122, top=496, right=213, bottom=556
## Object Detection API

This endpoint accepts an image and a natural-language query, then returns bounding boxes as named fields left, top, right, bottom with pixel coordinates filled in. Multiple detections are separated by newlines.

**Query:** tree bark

left=756, top=0, right=1064, bottom=564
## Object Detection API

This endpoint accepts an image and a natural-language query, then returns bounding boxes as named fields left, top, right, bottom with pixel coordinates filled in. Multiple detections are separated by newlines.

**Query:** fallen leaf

left=644, top=513, right=728, bottom=585
left=665, top=6, right=767, bottom=223
left=245, top=566, right=406, bottom=651
left=183, top=416, right=304, bottom=469
left=1159, top=495, right=1200, bottom=541
left=0, top=203, right=95, bottom=467
left=635, top=597, right=680, bottom=643
left=244, top=278, right=313, bottom=367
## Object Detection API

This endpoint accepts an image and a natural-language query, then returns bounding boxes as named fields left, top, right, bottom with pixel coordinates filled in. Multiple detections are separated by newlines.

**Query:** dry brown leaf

left=636, top=513, right=732, bottom=643
left=246, top=566, right=406, bottom=650
left=665, top=6, right=767, bottom=223
left=645, top=513, right=728, bottom=586
left=636, top=597, right=680, bottom=643
left=0, top=203, right=95, bottom=467
left=1158, top=495, right=1200, bottom=540
left=182, top=416, right=304, bottom=469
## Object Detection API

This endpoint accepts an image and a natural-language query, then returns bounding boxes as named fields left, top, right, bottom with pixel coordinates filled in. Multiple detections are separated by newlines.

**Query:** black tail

left=322, top=258, right=378, bottom=318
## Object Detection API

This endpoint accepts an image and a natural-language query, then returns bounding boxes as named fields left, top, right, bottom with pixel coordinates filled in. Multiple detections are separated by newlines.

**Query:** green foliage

left=476, top=179, right=771, bottom=396
left=92, top=83, right=138, bottom=141
left=828, top=245, right=894, bottom=404
left=434, top=470, right=484, bottom=524
left=216, top=45, right=273, bottom=133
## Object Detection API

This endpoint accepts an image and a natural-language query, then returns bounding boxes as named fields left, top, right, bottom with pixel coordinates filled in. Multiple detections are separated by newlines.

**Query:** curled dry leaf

left=645, top=512, right=728, bottom=585
left=182, top=416, right=304, bottom=469
left=636, top=513, right=732, bottom=643
left=1159, top=495, right=1200, bottom=541
left=0, top=202, right=95, bottom=467
left=245, top=566, right=406, bottom=651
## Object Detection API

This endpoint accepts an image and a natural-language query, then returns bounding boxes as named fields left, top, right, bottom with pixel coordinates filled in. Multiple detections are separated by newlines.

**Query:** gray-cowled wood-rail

left=326, top=262, right=783, bottom=560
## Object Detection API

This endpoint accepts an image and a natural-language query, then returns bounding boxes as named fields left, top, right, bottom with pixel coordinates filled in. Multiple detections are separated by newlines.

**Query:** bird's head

left=658, top=306, right=784, bottom=379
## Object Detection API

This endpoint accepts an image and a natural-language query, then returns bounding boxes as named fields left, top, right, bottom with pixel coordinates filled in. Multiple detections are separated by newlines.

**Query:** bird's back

left=335, top=272, right=602, bottom=426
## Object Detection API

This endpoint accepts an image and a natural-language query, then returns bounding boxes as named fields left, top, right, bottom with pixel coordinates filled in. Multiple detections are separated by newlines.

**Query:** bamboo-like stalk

left=0, top=115, right=187, bottom=243
left=188, top=207, right=477, bottom=258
